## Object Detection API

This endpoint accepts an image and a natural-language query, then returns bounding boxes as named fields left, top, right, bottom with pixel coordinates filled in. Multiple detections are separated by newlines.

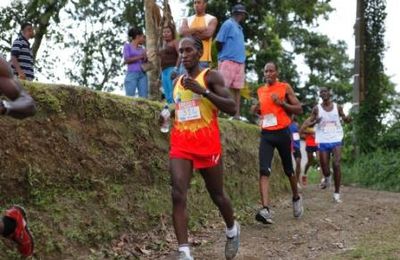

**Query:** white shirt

left=315, top=103, right=344, bottom=144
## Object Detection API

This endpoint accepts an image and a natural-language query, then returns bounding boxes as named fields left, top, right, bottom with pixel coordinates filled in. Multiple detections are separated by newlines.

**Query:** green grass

left=343, top=150, right=400, bottom=192
left=304, top=167, right=324, bottom=185
left=332, top=217, right=400, bottom=259
left=0, top=82, right=291, bottom=259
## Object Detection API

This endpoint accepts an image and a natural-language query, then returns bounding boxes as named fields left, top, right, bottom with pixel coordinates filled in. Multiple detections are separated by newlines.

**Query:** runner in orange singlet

left=300, top=125, right=319, bottom=186
left=252, top=62, right=304, bottom=224
left=166, top=36, right=239, bottom=260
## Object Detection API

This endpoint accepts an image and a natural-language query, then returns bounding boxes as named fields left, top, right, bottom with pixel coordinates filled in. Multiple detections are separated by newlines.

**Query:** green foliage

left=291, top=31, right=353, bottom=113
left=379, top=121, right=400, bottom=151
left=64, top=0, right=145, bottom=91
left=0, top=1, right=26, bottom=53
left=355, top=0, right=395, bottom=153
left=0, top=0, right=145, bottom=91
left=343, top=150, right=400, bottom=192
left=0, top=0, right=69, bottom=80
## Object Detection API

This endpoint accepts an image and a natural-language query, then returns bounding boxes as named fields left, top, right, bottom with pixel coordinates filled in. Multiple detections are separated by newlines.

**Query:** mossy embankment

left=0, top=82, right=289, bottom=259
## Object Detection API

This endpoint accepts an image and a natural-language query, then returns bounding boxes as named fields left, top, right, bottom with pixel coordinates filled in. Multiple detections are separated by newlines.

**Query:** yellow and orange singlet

left=170, top=69, right=221, bottom=155
left=257, top=81, right=291, bottom=131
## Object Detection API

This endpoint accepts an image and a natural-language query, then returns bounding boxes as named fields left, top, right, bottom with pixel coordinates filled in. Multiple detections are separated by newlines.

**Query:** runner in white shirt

left=302, top=87, right=351, bottom=203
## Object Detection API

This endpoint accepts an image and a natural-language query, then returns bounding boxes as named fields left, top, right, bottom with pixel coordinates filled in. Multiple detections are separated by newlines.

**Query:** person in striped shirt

left=11, top=22, right=35, bottom=81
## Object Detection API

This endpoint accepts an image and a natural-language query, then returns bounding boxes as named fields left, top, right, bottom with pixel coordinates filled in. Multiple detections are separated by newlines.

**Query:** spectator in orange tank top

left=251, top=62, right=304, bottom=224
left=179, top=0, right=217, bottom=69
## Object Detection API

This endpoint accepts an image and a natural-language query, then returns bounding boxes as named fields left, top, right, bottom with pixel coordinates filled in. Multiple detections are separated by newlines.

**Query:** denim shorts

left=124, top=71, right=148, bottom=98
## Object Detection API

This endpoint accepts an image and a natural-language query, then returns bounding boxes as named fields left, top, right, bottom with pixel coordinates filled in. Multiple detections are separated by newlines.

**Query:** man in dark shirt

left=11, top=22, right=35, bottom=81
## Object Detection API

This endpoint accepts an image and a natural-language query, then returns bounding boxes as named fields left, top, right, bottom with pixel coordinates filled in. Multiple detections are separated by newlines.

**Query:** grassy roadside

left=332, top=150, right=400, bottom=259
left=342, top=150, right=400, bottom=192
left=0, top=82, right=290, bottom=259
left=331, top=210, right=400, bottom=259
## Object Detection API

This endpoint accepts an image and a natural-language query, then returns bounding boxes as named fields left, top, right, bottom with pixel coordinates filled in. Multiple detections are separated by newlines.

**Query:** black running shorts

left=259, top=128, right=294, bottom=177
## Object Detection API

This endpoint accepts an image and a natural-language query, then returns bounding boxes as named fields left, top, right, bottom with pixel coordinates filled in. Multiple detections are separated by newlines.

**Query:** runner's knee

left=209, top=191, right=226, bottom=206
left=171, top=187, right=187, bottom=205
left=332, top=160, right=341, bottom=170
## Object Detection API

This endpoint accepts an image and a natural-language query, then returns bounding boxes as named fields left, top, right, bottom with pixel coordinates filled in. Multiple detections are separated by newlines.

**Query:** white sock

left=226, top=222, right=238, bottom=238
left=178, top=244, right=191, bottom=256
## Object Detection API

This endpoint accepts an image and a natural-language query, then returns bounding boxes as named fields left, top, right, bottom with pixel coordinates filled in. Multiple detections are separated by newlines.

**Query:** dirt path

left=159, top=185, right=400, bottom=259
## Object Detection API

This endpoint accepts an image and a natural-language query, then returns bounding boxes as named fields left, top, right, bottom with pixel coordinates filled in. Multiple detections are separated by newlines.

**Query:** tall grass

left=343, top=150, right=400, bottom=192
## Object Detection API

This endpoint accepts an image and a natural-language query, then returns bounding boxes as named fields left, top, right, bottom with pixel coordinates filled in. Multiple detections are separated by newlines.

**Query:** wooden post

left=353, top=0, right=365, bottom=156
left=354, top=0, right=365, bottom=110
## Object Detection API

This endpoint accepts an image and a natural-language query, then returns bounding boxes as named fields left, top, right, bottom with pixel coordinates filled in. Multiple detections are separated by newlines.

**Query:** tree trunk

left=25, top=0, right=68, bottom=60
left=144, top=0, right=162, bottom=100
left=352, top=0, right=365, bottom=157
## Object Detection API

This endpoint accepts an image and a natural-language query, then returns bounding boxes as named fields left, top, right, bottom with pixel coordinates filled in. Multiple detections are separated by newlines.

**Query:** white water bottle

left=160, top=104, right=171, bottom=133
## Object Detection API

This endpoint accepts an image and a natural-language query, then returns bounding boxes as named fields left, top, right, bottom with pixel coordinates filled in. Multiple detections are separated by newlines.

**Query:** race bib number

left=322, top=122, right=338, bottom=133
left=262, top=114, right=278, bottom=128
left=292, top=132, right=300, bottom=141
left=176, top=100, right=201, bottom=122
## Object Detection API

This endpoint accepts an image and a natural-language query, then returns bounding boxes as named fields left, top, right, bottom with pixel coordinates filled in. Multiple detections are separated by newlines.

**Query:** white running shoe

left=225, top=221, right=240, bottom=260
left=255, top=207, right=273, bottom=224
left=320, top=176, right=331, bottom=189
left=293, top=196, right=304, bottom=218
left=178, top=251, right=194, bottom=260
left=333, top=193, right=342, bottom=203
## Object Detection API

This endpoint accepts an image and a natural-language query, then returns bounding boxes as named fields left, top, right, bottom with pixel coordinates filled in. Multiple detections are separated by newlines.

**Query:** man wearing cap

left=216, top=4, right=247, bottom=120
left=179, top=0, right=217, bottom=69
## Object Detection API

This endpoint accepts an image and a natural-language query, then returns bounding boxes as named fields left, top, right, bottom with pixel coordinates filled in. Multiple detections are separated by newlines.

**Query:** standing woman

left=159, top=24, right=180, bottom=104
left=123, top=27, right=148, bottom=98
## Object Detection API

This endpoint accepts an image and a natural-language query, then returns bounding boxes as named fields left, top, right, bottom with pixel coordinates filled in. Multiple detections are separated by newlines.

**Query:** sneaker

left=301, top=175, right=308, bottom=186
left=178, top=251, right=194, bottom=260
left=333, top=193, right=342, bottom=203
left=255, top=207, right=273, bottom=224
left=4, top=206, right=34, bottom=257
left=320, top=176, right=331, bottom=189
left=293, top=196, right=304, bottom=218
left=225, top=221, right=240, bottom=260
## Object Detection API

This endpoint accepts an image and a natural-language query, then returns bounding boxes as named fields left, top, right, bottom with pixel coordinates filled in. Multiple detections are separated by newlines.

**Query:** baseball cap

left=232, top=4, right=248, bottom=15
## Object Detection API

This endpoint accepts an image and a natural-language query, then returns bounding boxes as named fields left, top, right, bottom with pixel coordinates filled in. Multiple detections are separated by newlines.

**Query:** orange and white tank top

left=170, top=69, right=221, bottom=155
left=187, top=14, right=215, bottom=62
left=257, top=81, right=291, bottom=131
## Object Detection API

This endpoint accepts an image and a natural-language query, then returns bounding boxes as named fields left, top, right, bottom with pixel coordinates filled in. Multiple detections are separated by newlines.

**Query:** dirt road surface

left=159, top=185, right=400, bottom=259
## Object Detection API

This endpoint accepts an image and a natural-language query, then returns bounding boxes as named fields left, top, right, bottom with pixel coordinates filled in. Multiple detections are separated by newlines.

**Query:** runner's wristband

left=202, top=89, right=211, bottom=98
